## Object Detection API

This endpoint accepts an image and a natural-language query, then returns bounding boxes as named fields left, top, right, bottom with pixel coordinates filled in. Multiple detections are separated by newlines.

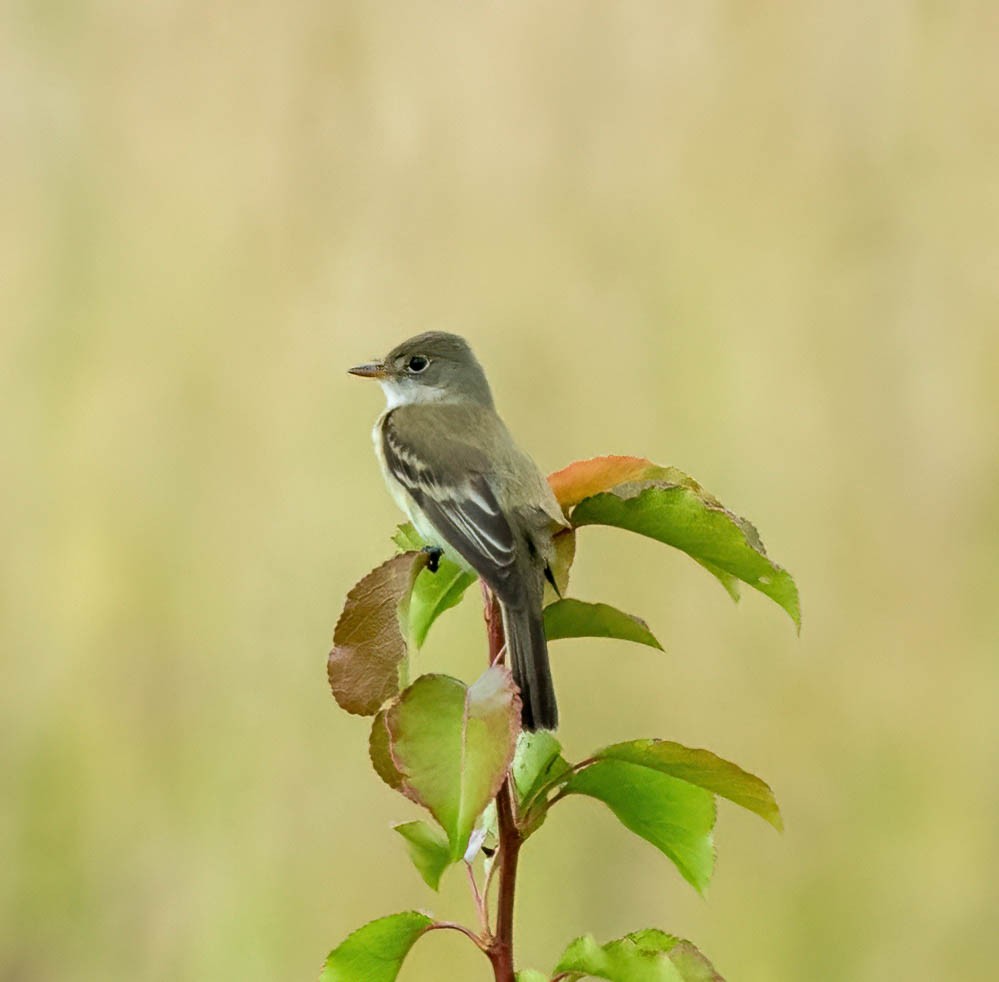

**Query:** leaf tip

left=768, top=806, right=785, bottom=834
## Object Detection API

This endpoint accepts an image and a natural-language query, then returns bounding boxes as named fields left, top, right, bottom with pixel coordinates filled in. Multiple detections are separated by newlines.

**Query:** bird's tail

left=501, top=602, right=558, bottom=731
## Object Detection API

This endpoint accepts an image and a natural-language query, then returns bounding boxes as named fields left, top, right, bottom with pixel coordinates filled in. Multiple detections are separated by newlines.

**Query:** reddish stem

left=482, top=586, right=522, bottom=982
left=491, top=776, right=522, bottom=981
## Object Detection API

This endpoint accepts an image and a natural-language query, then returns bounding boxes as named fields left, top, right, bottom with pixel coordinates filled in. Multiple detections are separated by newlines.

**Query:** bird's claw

left=422, top=545, right=443, bottom=573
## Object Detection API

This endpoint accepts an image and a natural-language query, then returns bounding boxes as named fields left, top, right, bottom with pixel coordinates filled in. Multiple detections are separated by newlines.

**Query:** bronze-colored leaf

left=328, top=552, right=428, bottom=716
left=369, top=709, right=404, bottom=791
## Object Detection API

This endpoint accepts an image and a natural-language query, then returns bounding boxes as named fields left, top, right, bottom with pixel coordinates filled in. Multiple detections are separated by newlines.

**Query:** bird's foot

left=422, top=545, right=443, bottom=574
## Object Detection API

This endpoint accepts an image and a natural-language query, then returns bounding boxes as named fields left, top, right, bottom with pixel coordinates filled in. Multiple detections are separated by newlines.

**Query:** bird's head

left=349, top=331, right=494, bottom=408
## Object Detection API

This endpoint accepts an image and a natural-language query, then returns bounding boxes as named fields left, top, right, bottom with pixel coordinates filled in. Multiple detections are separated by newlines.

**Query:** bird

left=349, top=331, right=568, bottom=730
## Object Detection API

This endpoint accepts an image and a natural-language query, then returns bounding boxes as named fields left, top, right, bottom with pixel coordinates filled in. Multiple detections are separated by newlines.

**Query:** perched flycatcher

left=349, top=332, right=568, bottom=730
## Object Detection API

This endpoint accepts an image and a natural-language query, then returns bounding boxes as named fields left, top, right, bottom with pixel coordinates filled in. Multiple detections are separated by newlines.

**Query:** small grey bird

left=349, top=332, right=568, bottom=730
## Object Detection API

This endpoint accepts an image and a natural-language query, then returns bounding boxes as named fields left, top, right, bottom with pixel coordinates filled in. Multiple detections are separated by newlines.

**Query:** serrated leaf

left=544, top=599, right=664, bottom=651
left=621, top=932, right=723, bottom=981
left=385, top=668, right=521, bottom=859
left=564, top=760, right=716, bottom=894
left=392, top=524, right=477, bottom=649
left=628, top=932, right=724, bottom=981
left=663, top=940, right=724, bottom=981
left=369, top=709, right=404, bottom=791
left=569, top=470, right=800, bottom=630
left=328, top=553, right=428, bottom=716
left=319, top=911, right=433, bottom=982
left=595, top=740, right=782, bottom=832
left=554, top=931, right=683, bottom=982
left=394, top=821, right=453, bottom=891
left=554, top=930, right=724, bottom=982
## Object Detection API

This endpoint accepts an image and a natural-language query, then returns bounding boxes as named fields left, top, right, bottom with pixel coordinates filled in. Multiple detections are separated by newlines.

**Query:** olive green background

left=3, top=3, right=997, bottom=980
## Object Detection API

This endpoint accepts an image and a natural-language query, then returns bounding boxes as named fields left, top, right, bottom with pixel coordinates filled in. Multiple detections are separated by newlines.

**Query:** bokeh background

left=3, top=3, right=998, bottom=980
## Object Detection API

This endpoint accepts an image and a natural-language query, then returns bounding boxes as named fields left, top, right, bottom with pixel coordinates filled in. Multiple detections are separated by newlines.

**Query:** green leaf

left=391, top=524, right=424, bottom=552
left=554, top=932, right=683, bottom=982
left=328, top=552, right=428, bottom=716
left=512, top=731, right=565, bottom=805
left=595, top=740, right=782, bottom=832
left=554, top=930, right=724, bottom=982
left=544, top=599, right=664, bottom=651
left=385, top=668, right=520, bottom=859
left=564, top=760, right=716, bottom=894
left=511, top=730, right=570, bottom=834
left=392, top=524, right=477, bottom=649
left=394, top=821, right=453, bottom=891
left=623, top=931, right=723, bottom=981
left=568, top=467, right=800, bottom=630
left=516, top=971, right=551, bottom=982
left=319, top=911, right=433, bottom=982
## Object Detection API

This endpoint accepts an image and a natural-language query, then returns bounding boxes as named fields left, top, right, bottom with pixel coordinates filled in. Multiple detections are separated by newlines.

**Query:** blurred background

left=3, top=2, right=997, bottom=980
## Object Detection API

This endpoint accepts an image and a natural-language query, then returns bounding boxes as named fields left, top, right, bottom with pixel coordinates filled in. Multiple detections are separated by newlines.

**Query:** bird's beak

left=348, top=361, right=388, bottom=379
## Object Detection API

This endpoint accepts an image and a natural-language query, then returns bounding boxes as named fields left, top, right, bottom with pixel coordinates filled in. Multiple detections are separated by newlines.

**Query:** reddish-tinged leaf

left=328, top=553, right=428, bottom=716
left=368, top=709, right=404, bottom=791
left=385, top=668, right=521, bottom=859
left=548, top=455, right=667, bottom=510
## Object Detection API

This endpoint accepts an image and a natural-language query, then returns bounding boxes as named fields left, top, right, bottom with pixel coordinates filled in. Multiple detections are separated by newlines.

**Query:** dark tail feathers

left=501, top=602, right=558, bottom=731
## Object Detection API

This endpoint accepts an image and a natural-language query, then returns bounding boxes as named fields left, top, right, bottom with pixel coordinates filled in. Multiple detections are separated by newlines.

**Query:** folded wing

left=381, top=410, right=521, bottom=599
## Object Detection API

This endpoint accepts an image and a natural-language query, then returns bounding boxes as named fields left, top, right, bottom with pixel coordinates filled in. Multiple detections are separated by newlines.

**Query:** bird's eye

left=407, top=355, right=429, bottom=373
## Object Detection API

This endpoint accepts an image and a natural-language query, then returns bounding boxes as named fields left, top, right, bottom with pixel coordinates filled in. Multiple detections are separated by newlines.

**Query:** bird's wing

left=380, top=408, right=520, bottom=596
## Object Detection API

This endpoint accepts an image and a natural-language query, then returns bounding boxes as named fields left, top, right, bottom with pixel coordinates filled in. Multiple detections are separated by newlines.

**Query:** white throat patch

left=379, top=378, right=451, bottom=409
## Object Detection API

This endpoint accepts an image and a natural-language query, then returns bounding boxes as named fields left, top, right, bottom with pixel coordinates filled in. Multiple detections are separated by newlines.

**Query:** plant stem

left=466, top=861, right=489, bottom=934
left=427, top=921, right=489, bottom=952
left=491, top=776, right=522, bottom=981
left=482, top=586, right=521, bottom=982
